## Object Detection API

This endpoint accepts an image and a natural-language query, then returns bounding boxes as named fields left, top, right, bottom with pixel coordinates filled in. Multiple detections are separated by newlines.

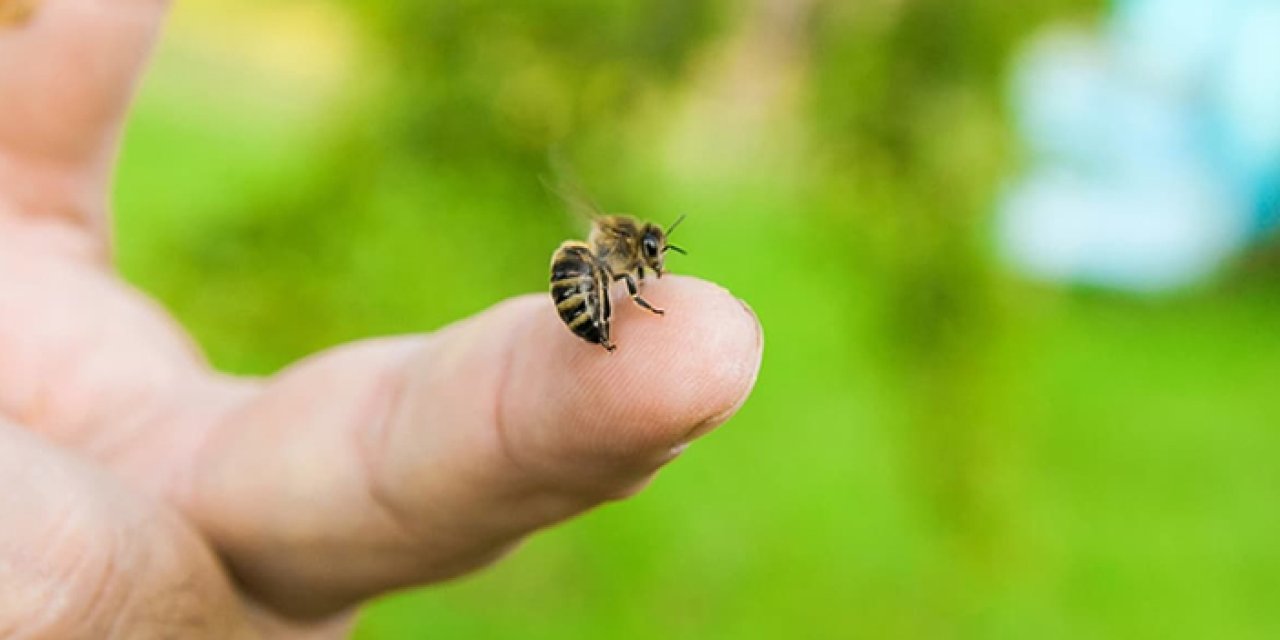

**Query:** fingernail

left=738, top=297, right=764, bottom=351
left=0, top=0, right=39, bottom=28
left=681, top=408, right=735, bottom=444
left=676, top=297, right=763, bottom=446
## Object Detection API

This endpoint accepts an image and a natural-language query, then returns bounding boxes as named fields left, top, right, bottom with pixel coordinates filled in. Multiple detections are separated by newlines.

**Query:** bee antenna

left=666, top=214, right=687, bottom=236
left=665, top=244, right=687, bottom=255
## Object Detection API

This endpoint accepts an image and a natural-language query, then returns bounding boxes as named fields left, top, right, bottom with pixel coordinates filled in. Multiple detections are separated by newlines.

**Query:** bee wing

left=540, top=174, right=603, bottom=227
left=540, top=150, right=611, bottom=232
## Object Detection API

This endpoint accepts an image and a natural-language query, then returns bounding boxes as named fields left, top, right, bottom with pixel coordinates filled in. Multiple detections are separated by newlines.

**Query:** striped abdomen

left=549, top=241, right=614, bottom=351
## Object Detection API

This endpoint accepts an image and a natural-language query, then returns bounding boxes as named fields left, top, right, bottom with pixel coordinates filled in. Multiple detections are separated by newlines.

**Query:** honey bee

left=550, top=214, right=686, bottom=351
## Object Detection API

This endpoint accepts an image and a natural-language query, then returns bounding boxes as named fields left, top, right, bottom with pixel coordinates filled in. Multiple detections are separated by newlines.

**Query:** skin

left=0, top=1, right=763, bottom=638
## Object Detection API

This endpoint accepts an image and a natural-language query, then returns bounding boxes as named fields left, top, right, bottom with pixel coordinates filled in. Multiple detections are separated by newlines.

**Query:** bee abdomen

left=550, top=242, right=613, bottom=350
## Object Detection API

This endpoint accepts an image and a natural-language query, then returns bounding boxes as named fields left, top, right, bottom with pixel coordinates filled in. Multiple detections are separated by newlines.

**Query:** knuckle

left=0, top=486, right=245, bottom=638
left=0, top=503, right=129, bottom=638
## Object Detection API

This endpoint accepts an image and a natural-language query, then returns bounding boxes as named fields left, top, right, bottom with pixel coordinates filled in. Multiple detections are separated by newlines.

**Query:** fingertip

left=673, top=292, right=763, bottom=442
left=502, top=276, right=762, bottom=486
left=620, top=276, right=763, bottom=445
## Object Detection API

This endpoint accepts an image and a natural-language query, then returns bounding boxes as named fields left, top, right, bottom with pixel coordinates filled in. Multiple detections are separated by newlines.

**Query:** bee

left=550, top=214, right=687, bottom=351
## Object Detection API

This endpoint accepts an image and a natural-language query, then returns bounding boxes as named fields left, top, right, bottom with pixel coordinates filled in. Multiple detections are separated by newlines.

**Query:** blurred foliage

left=113, top=0, right=1280, bottom=637
left=356, top=0, right=726, bottom=164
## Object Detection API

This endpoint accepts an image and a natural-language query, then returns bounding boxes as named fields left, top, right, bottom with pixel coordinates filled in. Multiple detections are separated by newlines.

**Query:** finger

left=0, top=417, right=255, bottom=638
left=180, top=276, right=763, bottom=619
left=0, top=0, right=168, bottom=232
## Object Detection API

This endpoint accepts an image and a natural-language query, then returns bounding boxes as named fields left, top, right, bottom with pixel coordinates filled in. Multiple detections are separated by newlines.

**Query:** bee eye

left=643, top=236, right=659, bottom=258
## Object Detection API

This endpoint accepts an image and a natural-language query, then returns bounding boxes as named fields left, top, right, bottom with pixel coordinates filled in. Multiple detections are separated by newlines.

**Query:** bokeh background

left=113, top=0, right=1280, bottom=637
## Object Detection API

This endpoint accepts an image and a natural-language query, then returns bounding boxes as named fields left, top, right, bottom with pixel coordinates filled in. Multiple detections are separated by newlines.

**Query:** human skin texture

left=0, top=0, right=763, bottom=637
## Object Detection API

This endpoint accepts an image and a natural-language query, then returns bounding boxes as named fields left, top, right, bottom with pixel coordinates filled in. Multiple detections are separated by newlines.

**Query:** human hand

left=0, top=1, right=762, bottom=637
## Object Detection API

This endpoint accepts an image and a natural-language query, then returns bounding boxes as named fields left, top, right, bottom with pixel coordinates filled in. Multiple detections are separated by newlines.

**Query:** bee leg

left=616, top=273, right=664, bottom=315
left=599, top=315, right=617, bottom=351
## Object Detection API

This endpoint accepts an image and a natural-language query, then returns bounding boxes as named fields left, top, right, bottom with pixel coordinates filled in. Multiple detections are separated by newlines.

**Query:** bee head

left=641, top=215, right=686, bottom=277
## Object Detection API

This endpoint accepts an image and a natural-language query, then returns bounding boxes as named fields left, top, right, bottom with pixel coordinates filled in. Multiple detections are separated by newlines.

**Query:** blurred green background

left=113, top=0, right=1280, bottom=637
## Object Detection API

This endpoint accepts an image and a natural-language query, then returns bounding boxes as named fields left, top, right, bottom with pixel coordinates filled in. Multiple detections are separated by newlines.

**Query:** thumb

left=179, top=276, right=763, bottom=619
